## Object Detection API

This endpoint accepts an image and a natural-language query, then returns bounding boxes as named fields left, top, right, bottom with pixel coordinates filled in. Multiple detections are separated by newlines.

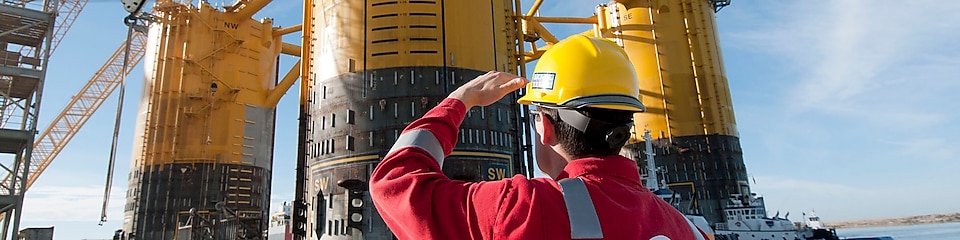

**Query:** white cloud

left=728, top=1, right=960, bottom=113
left=269, top=192, right=295, bottom=213
left=721, top=1, right=960, bottom=221
left=731, top=1, right=960, bottom=155
left=879, top=137, right=955, bottom=162
left=22, top=185, right=126, bottom=222
left=752, top=175, right=960, bottom=221
left=751, top=175, right=878, bottom=198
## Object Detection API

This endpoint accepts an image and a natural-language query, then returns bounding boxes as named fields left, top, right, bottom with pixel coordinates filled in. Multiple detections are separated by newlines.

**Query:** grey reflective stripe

left=557, top=177, right=603, bottom=239
left=388, top=129, right=445, bottom=166
left=685, top=216, right=707, bottom=240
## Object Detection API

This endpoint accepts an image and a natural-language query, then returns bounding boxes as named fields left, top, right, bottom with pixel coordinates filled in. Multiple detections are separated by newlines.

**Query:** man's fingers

left=499, top=77, right=528, bottom=90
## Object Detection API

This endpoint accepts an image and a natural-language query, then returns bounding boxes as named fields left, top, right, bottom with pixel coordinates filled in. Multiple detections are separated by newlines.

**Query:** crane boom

left=0, top=31, right=147, bottom=191
left=9, top=0, right=90, bottom=66
left=49, top=0, right=90, bottom=55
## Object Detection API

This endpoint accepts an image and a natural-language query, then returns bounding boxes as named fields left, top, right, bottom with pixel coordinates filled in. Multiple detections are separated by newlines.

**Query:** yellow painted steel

left=300, top=0, right=312, bottom=107
left=524, top=17, right=560, bottom=44
left=281, top=42, right=300, bottom=56
left=514, top=0, right=528, bottom=76
left=498, top=0, right=520, bottom=72
left=309, top=155, right=381, bottom=171
left=604, top=0, right=738, bottom=141
left=450, top=151, right=512, bottom=161
left=445, top=0, right=499, bottom=69
left=227, top=0, right=272, bottom=21
left=274, top=24, right=302, bottom=37
left=533, top=16, right=597, bottom=24
left=314, top=0, right=516, bottom=74
left=517, top=0, right=737, bottom=140
left=312, top=0, right=364, bottom=78
left=600, top=1, right=666, bottom=142
left=265, top=60, right=302, bottom=107
left=134, top=2, right=285, bottom=167
left=19, top=31, right=148, bottom=191
left=686, top=0, right=738, bottom=136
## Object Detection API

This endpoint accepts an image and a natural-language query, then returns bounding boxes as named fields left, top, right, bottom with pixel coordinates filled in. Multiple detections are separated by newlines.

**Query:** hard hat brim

left=582, top=103, right=645, bottom=112
left=559, top=94, right=646, bottom=112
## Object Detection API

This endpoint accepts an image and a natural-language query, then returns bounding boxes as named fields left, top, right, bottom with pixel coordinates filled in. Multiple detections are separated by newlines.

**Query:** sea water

left=836, top=221, right=960, bottom=240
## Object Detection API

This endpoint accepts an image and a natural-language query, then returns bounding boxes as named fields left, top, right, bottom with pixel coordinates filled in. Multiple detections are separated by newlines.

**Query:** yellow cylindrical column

left=688, top=0, right=738, bottom=136
left=305, top=0, right=521, bottom=238
left=123, top=2, right=283, bottom=238
left=605, top=0, right=670, bottom=142
left=608, top=0, right=747, bottom=227
left=611, top=0, right=738, bottom=139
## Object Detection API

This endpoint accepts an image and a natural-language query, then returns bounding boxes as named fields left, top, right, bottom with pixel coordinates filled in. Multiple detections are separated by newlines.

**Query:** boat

left=267, top=202, right=292, bottom=240
left=651, top=184, right=716, bottom=239
left=799, top=211, right=839, bottom=240
left=639, top=130, right=716, bottom=239
left=636, top=129, right=841, bottom=240
left=712, top=193, right=803, bottom=240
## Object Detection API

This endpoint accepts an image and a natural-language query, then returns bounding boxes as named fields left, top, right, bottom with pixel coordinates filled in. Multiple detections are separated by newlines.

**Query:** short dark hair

left=538, top=106, right=634, bottom=158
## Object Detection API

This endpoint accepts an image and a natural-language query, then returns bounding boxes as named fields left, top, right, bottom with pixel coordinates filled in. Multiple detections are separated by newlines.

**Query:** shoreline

left=825, top=212, right=960, bottom=229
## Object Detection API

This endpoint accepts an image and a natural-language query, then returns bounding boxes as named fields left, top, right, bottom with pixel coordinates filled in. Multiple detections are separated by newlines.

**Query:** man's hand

left=449, top=71, right=528, bottom=109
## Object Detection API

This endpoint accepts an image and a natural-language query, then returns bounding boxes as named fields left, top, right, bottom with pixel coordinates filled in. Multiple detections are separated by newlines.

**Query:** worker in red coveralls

left=370, top=35, right=709, bottom=240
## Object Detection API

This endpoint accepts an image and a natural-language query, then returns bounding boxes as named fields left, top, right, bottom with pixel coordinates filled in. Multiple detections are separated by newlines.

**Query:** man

left=370, top=35, right=708, bottom=240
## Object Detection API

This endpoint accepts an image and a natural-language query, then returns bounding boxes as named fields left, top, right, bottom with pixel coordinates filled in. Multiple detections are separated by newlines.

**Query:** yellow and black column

left=122, top=1, right=284, bottom=238
left=611, top=0, right=747, bottom=226
left=302, top=0, right=524, bottom=239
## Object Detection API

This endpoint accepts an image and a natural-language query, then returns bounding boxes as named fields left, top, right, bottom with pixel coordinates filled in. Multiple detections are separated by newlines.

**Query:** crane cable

left=99, top=15, right=137, bottom=226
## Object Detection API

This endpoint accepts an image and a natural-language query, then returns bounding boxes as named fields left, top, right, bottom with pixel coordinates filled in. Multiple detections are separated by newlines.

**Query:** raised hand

left=448, top=71, right=528, bottom=109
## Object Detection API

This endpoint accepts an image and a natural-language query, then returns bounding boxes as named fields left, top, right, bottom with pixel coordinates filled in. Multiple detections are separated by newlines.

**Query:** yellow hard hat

left=517, top=35, right=645, bottom=112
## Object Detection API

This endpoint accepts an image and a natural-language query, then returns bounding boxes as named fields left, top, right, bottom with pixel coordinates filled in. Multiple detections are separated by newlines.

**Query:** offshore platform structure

left=294, top=0, right=745, bottom=238
left=516, top=0, right=743, bottom=226
left=112, top=0, right=744, bottom=238
left=0, top=0, right=146, bottom=236
left=615, top=0, right=745, bottom=226
left=294, top=0, right=532, bottom=239
left=515, top=0, right=743, bottom=227
left=118, top=0, right=302, bottom=238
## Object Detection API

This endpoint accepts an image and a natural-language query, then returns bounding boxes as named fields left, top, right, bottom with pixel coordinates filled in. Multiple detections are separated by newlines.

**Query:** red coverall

left=370, top=98, right=708, bottom=240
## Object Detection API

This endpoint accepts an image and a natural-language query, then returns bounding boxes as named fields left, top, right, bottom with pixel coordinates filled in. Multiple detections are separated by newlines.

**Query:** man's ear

left=539, top=112, right=558, bottom=146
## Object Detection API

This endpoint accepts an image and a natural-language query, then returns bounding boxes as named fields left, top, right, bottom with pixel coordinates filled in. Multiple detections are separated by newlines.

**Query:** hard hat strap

left=555, top=108, right=633, bottom=148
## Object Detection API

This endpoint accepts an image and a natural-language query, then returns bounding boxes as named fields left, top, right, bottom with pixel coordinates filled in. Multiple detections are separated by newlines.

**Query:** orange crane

left=0, top=0, right=145, bottom=192
left=0, top=0, right=88, bottom=67
left=20, top=31, right=147, bottom=190
left=0, top=0, right=150, bottom=237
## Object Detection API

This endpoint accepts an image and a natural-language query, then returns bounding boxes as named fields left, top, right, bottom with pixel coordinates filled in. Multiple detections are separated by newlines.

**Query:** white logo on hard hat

left=531, top=72, right=556, bottom=90
left=649, top=235, right=671, bottom=240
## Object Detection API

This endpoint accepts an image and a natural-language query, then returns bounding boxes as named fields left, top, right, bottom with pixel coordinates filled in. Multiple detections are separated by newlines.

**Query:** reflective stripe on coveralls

left=559, top=177, right=706, bottom=240
left=558, top=177, right=604, bottom=239
left=388, top=129, right=445, bottom=166
left=685, top=217, right=707, bottom=240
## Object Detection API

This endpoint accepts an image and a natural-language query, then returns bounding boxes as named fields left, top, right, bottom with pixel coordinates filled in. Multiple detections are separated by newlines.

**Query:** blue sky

left=17, top=0, right=960, bottom=238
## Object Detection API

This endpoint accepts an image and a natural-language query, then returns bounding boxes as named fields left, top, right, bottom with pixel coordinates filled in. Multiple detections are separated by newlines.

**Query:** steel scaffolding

left=0, top=0, right=55, bottom=238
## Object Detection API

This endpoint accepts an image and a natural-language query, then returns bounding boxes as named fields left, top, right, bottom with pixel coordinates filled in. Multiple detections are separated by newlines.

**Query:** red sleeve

left=370, top=98, right=509, bottom=240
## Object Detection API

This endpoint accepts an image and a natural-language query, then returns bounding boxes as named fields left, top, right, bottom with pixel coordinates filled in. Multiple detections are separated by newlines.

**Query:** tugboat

left=713, top=193, right=802, bottom=240
left=638, top=130, right=716, bottom=239
left=799, top=211, right=839, bottom=240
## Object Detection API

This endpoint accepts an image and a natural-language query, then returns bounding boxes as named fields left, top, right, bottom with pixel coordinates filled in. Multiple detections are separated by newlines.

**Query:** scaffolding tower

left=0, top=0, right=54, bottom=238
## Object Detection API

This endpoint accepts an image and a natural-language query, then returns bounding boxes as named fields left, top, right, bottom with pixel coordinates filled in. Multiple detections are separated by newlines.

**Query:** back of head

left=518, top=35, right=646, bottom=158
left=538, top=107, right=634, bottom=158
